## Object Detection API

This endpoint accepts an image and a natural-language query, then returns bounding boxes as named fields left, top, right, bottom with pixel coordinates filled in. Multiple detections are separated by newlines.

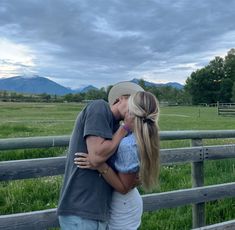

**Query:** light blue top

left=114, top=133, right=140, bottom=173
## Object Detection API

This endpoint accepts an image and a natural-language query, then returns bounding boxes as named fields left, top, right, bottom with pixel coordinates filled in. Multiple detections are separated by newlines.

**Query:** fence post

left=191, top=138, right=205, bottom=228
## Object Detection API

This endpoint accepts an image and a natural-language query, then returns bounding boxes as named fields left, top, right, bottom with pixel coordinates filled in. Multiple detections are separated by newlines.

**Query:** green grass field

left=0, top=102, right=235, bottom=229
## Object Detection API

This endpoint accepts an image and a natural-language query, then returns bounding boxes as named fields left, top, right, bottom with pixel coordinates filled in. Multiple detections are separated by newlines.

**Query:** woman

left=75, top=91, right=160, bottom=229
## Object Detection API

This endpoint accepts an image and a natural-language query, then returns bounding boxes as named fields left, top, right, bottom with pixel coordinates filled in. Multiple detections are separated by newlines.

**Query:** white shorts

left=108, top=188, right=143, bottom=230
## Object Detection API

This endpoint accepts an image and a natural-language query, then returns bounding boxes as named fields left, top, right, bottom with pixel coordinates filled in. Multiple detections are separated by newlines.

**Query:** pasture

left=0, top=102, right=235, bottom=229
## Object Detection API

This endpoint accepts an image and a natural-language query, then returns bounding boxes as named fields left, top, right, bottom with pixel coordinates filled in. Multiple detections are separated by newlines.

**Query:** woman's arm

left=98, top=163, right=139, bottom=194
left=74, top=154, right=139, bottom=194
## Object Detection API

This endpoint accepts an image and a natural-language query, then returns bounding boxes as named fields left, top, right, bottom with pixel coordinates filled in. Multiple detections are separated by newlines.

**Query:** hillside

left=0, top=76, right=71, bottom=95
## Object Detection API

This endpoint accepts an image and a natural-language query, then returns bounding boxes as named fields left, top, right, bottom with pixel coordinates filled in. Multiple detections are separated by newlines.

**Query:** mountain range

left=0, top=75, right=184, bottom=95
left=131, top=78, right=183, bottom=89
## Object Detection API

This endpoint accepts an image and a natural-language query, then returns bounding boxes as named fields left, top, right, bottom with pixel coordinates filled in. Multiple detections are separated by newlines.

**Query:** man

left=57, top=81, right=144, bottom=230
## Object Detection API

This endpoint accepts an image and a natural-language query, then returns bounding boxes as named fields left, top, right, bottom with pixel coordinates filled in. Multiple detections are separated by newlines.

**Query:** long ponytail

left=128, top=91, right=160, bottom=191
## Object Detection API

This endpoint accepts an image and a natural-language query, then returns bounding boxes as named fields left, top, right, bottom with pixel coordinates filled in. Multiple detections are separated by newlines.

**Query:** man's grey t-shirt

left=57, top=99, right=119, bottom=221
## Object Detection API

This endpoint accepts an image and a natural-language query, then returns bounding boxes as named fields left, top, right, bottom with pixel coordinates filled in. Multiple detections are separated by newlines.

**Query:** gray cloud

left=0, top=0, right=235, bottom=88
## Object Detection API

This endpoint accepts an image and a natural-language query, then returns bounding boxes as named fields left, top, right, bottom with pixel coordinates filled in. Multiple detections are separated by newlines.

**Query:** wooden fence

left=217, top=103, right=235, bottom=116
left=1, top=130, right=235, bottom=230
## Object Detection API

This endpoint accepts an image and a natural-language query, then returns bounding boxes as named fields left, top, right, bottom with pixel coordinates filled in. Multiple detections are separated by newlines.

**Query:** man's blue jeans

left=58, top=215, right=108, bottom=230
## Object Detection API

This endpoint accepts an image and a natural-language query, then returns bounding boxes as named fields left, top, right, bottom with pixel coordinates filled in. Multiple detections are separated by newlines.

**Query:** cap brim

left=108, top=81, right=145, bottom=105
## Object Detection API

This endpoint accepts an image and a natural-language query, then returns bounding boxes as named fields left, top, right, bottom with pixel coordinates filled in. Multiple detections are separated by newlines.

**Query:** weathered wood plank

left=142, top=182, right=235, bottom=211
left=1, top=130, right=235, bottom=150
left=161, top=146, right=203, bottom=164
left=204, top=145, right=235, bottom=160
left=1, top=144, right=235, bottom=181
left=219, top=111, right=235, bottom=112
left=1, top=183, right=235, bottom=230
left=0, top=147, right=203, bottom=181
left=160, top=130, right=235, bottom=140
left=0, top=157, right=66, bottom=181
left=0, top=209, right=59, bottom=230
left=0, top=135, right=70, bottom=150
left=193, top=219, right=235, bottom=230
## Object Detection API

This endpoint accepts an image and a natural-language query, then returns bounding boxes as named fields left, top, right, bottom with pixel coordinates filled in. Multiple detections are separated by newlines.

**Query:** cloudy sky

left=0, top=0, right=235, bottom=89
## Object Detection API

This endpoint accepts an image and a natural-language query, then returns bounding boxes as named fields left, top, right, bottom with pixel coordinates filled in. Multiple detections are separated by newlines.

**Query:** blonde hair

left=128, top=91, right=160, bottom=191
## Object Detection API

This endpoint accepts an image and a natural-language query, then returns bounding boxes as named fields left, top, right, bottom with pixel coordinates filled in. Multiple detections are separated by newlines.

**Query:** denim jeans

left=58, top=215, right=108, bottom=230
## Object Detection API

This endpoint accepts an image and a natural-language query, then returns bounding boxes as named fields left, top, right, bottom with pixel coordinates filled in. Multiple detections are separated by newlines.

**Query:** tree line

left=0, top=84, right=189, bottom=105
left=185, top=48, right=235, bottom=105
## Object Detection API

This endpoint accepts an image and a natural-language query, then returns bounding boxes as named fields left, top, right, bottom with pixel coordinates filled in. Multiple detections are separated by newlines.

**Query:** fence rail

left=1, top=144, right=235, bottom=181
left=1, top=182, right=235, bottom=230
left=1, top=130, right=235, bottom=229
left=1, top=130, right=235, bottom=150
left=217, top=103, right=235, bottom=116
left=194, top=219, right=235, bottom=230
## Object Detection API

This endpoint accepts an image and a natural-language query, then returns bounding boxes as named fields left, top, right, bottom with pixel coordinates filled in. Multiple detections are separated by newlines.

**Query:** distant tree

left=73, top=93, right=84, bottom=102
left=138, top=78, right=146, bottom=90
left=144, top=84, right=187, bottom=105
left=14, top=93, right=24, bottom=101
left=185, top=67, right=218, bottom=104
left=106, top=85, right=113, bottom=96
left=100, top=87, right=108, bottom=101
left=40, top=93, right=51, bottom=102
left=219, top=78, right=233, bottom=102
left=147, top=86, right=161, bottom=100
left=10, top=92, right=17, bottom=100
left=232, top=82, right=235, bottom=102
left=208, top=56, right=225, bottom=81
left=64, top=93, right=74, bottom=102
left=177, top=88, right=192, bottom=105
left=184, top=54, right=232, bottom=104
left=85, top=89, right=107, bottom=101
left=3, top=91, right=7, bottom=99
left=224, top=48, right=235, bottom=81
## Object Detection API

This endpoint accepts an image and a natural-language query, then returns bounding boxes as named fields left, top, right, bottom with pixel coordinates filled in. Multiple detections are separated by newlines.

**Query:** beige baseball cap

left=108, top=81, right=145, bottom=105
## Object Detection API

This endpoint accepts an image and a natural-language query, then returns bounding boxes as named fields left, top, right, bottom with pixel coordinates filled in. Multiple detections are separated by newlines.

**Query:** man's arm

left=86, top=125, right=128, bottom=167
left=75, top=157, right=139, bottom=194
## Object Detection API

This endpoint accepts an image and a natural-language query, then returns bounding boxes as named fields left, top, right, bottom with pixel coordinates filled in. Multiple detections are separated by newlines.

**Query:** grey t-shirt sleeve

left=83, top=101, right=113, bottom=140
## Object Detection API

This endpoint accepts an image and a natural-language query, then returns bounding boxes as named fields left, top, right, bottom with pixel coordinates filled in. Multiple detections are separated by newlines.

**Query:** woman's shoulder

left=120, top=133, right=136, bottom=146
left=115, top=133, right=139, bottom=173
left=118, top=133, right=138, bottom=158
